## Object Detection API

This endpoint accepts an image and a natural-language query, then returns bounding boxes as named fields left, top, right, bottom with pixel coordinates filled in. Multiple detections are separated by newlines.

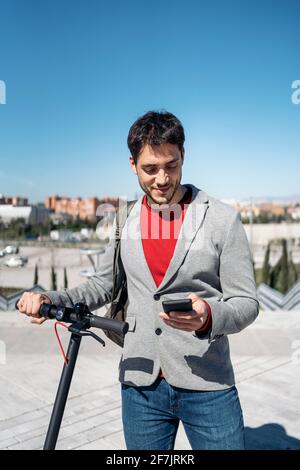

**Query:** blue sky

left=0, top=0, right=299, bottom=203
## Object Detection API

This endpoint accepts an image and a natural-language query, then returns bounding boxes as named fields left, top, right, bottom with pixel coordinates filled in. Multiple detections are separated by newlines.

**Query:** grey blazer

left=45, top=184, right=259, bottom=391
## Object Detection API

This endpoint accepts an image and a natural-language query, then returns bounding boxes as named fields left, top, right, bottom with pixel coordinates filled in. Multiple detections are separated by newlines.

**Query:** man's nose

left=156, top=170, right=169, bottom=186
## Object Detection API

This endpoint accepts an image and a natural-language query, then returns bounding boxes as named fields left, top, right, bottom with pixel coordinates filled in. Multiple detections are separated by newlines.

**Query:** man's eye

left=167, top=164, right=177, bottom=169
left=144, top=168, right=156, bottom=173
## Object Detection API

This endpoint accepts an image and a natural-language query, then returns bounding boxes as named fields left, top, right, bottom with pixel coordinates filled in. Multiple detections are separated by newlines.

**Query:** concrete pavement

left=0, top=308, right=300, bottom=450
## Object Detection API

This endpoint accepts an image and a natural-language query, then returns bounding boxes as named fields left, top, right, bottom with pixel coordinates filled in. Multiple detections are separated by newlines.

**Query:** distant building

left=226, top=202, right=288, bottom=219
left=238, top=204, right=260, bottom=219
left=257, top=203, right=286, bottom=217
left=45, top=195, right=119, bottom=221
left=0, top=204, right=50, bottom=225
left=220, top=199, right=261, bottom=219
left=0, top=194, right=28, bottom=206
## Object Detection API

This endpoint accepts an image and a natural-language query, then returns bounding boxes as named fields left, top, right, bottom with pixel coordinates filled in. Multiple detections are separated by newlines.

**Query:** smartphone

left=162, top=298, right=193, bottom=314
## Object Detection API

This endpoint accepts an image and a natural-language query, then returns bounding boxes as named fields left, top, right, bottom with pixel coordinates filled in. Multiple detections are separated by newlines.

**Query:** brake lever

left=68, top=324, right=105, bottom=347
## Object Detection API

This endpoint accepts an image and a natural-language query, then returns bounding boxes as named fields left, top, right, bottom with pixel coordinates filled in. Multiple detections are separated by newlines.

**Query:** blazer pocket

left=126, top=316, right=136, bottom=332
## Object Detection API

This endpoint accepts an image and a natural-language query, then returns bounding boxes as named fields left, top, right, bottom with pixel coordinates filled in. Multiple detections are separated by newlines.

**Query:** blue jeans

left=121, top=377, right=245, bottom=450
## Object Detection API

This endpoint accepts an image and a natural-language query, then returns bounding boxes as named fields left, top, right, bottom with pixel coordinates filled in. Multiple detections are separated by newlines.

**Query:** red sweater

left=140, top=187, right=212, bottom=378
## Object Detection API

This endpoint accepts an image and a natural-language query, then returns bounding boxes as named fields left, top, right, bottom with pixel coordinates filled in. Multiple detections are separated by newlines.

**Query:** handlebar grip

left=39, top=303, right=57, bottom=319
left=15, top=299, right=56, bottom=319
left=89, top=315, right=129, bottom=335
left=15, top=297, right=52, bottom=311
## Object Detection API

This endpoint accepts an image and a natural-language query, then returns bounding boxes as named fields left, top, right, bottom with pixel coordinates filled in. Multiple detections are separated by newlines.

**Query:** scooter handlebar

left=16, top=300, right=128, bottom=336
left=89, top=314, right=128, bottom=335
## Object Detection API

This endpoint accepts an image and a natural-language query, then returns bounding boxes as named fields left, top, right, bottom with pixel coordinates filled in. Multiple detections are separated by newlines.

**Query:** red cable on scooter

left=54, top=322, right=69, bottom=365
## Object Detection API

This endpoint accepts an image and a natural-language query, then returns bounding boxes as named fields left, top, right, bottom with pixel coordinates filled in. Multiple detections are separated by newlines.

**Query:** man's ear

left=129, top=156, right=137, bottom=175
left=181, top=147, right=185, bottom=164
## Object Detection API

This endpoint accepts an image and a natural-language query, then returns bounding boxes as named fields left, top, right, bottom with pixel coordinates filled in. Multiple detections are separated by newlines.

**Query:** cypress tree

left=269, top=239, right=290, bottom=295
left=261, top=242, right=271, bottom=285
left=33, top=263, right=38, bottom=285
left=51, top=266, right=57, bottom=291
left=276, top=239, right=289, bottom=294
left=270, top=257, right=281, bottom=290
left=64, top=267, right=68, bottom=289
left=288, top=259, right=299, bottom=289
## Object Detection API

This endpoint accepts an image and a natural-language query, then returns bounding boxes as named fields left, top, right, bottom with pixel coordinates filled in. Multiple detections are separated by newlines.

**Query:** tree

left=51, top=265, right=57, bottom=291
left=269, top=239, right=298, bottom=295
left=34, top=264, right=38, bottom=285
left=63, top=267, right=68, bottom=289
left=275, top=239, right=289, bottom=294
left=261, top=242, right=271, bottom=285
left=288, top=258, right=299, bottom=288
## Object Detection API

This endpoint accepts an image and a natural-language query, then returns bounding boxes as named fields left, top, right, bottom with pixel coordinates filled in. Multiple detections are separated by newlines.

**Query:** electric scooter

left=16, top=301, right=128, bottom=450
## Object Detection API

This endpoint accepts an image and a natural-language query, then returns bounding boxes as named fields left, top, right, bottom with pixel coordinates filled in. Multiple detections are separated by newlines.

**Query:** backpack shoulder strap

left=115, top=200, right=136, bottom=240
left=111, top=200, right=137, bottom=302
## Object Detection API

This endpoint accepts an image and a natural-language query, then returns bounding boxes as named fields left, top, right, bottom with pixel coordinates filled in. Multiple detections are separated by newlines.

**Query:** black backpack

left=102, top=200, right=136, bottom=347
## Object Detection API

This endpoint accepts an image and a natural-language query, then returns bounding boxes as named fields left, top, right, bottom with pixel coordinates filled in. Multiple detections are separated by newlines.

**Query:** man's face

left=130, top=143, right=184, bottom=205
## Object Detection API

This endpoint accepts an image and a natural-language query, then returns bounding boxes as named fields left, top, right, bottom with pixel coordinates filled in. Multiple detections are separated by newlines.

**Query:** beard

left=138, top=178, right=181, bottom=206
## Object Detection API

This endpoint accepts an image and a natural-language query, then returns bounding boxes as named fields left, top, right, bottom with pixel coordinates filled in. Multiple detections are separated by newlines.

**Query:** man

left=18, top=110, right=259, bottom=450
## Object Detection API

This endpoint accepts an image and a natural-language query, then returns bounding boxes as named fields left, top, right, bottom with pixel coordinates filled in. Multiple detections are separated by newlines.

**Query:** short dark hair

left=127, top=110, right=185, bottom=164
